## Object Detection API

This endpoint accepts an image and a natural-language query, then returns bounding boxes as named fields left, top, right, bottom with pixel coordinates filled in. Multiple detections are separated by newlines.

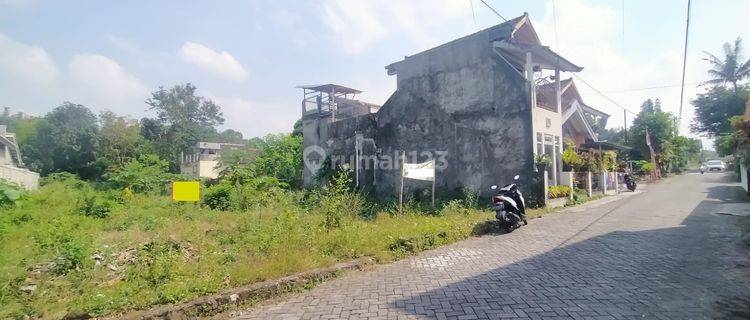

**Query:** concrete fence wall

left=741, top=163, right=749, bottom=193
left=0, top=165, right=39, bottom=190
left=561, top=170, right=624, bottom=198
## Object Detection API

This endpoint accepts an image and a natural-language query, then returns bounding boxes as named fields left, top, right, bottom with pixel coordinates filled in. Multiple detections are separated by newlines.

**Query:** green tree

left=105, top=154, right=175, bottom=194
left=627, top=99, right=676, bottom=163
left=217, top=148, right=259, bottom=185
left=690, top=85, right=747, bottom=137
left=31, top=103, right=99, bottom=178
left=144, top=83, right=225, bottom=169
left=702, top=37, right=750, bottom=92
left=659, top=136, right=701, bottom=173
left=207, top=129, right=245, bottom=144
left=95, top=111, right=145, bottom=171
left=715, top=115, right=748, bottom=157
left=292, top=118, right=303, bottom=137
left=0, top=108, right=45, bottom=168
left=253, top=134, right=303, bottom=188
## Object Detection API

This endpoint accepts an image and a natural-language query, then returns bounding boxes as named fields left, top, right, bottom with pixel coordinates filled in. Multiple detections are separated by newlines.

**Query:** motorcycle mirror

left=490, top=185, right=498, bottom=190
left=513, top=175, right=520, bottom=180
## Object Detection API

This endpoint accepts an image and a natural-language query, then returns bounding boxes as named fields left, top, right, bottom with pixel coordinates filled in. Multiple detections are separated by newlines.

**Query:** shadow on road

left=391, top=183, right=750, bottom=319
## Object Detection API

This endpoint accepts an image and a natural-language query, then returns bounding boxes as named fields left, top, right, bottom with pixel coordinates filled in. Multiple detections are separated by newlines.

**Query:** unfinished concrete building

left=302, top=13, right=596, bottom=199
left=0, top=125, right=38, bottom=190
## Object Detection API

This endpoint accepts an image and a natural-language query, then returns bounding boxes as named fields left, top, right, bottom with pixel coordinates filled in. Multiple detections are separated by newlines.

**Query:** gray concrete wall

left=302, top=24, right=536, bottom=200
left=375, top=28, right=534, bottom=198
left=0, top=165, right=39, bottom=190
left=302, top=113, right=377, bottom=186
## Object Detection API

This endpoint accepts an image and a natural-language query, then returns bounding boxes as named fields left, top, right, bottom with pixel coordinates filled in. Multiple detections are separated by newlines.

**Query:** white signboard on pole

left=403, top=160, right=435, bottom=181
left=399, top=156, right=436, bottom=209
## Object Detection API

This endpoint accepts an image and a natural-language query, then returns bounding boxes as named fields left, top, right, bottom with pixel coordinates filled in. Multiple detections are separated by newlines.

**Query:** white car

left=702, top=160, right=726, bottom=172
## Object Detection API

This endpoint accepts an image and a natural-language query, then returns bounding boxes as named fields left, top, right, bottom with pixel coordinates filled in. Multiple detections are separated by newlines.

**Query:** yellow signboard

left=172, top=181, right=200, bottom=202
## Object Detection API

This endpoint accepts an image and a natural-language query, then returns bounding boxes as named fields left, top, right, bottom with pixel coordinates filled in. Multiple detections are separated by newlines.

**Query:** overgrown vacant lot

left=0, top=178, right=494, bottom=319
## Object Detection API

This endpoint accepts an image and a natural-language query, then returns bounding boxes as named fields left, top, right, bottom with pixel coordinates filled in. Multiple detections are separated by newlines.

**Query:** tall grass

left=0, top=179, right=492, bottom=319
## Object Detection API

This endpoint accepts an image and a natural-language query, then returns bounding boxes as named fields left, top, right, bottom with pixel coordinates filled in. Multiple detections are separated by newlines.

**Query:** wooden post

left=431, top=163, right=436, bottom=208
left=399, top=151, right=405, bottom=213
left=543, top=170, right=549, bottom=204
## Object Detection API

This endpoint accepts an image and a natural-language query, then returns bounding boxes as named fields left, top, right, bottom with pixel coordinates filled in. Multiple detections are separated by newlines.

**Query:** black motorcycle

left=490, top=175, right=527, bottom=232
left=623, top=173, right=637, bottom=191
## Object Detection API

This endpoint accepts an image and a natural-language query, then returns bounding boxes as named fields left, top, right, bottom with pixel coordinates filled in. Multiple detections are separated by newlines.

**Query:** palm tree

left=703, top=37, right=750, bottom=92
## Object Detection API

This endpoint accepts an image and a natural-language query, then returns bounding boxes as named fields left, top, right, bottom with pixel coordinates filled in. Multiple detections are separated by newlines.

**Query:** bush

left=40, top=172, right=81, bottom=186
left=548, top=185, right=572, bottom=199
left=317, top=169, right=363, bottom=229
left=203, top=183, right=233, bottom=210
left=105, top=154, right=176, bottom=194
left=202, top=176, right=290, bottom=211
left=562, top=148, right=583, bottom=171
left=76, top=194, right=112, bottom=218
left=441, top=199, right=471, bottom=215
left=0, top=180, right=25, bottom=208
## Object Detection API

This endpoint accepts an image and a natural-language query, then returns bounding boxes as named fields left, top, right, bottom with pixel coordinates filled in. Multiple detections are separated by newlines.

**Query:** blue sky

left=1, top=0, right=748, bottom=143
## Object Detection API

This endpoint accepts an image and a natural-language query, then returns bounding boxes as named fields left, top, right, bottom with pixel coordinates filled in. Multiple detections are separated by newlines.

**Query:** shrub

left=441, top=199, right=470, bottom=215
left=202, top=183, right=233, bottom=211
left=317, top=169, right=363, bottom=229
left=105, top=154, right=176, bottom=194
left=203, top=176, right=290, bottom=211
left=562, top=148, right=583, bottom=171
left=0, top=180, right=24, bottom=208
left=40, top=172, right=81, bottom=186
left=461, top=186, right=479, bottom=207
left=548, top=185, right=572, bottom=199
left=76, top=194, right=112, bottom=218
left=51, top=240, right=90, bottom=275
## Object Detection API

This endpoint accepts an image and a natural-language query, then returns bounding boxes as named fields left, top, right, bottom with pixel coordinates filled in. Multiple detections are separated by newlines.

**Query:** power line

left=579, top=82, right=701, bottom=94
left=468, top=0, right=477, bottom=26
left=571, top=73, right=640, bottom=115
left=481, top=0, right=635, bottom=119
left=478, top=0, right=507, bottom=21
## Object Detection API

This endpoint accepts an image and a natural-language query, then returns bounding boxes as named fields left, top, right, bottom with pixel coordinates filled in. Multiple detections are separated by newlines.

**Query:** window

left=536, top=133, right=543, bottom=154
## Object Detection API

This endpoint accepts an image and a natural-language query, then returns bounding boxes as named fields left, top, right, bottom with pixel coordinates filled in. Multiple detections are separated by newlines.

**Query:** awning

left=493, top=41, right=583, bottom=72
left=579, top=141, right=631, bottom=151
left=296, top=84, right=362, bottom=94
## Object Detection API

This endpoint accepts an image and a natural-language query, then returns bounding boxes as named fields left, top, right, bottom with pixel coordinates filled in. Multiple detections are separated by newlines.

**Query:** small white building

left=0, top=125, right=39, bottom=190
left=179, top=142, right=246, bottom=179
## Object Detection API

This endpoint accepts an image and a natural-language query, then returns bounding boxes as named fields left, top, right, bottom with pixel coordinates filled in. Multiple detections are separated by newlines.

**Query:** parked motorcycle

left=623, top=173, right=637, bottom=191
left=490, top=175, right=527, bottom=233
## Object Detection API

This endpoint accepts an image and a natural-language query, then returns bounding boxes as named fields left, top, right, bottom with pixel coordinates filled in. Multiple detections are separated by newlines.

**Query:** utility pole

left=623, top=109, right=628, bottom=144
left=677, top=0, right=691, bottom=134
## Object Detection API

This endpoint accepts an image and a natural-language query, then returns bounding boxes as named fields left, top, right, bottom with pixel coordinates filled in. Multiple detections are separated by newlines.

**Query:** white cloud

left=0, top=32, right=60, bottom=86
left=534, top=0, right=699, bottom=136
left=66, top=54, right=148, bottom=114
left=321, top=0, right=471, bottom=55
left=0, top=32, right=147, bottom=116
left=179, top=42, right=247, bottom=81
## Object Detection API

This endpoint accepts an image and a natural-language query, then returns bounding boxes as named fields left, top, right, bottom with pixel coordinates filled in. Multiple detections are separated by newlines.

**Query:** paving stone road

left=232, top=173, right=750, bottom=319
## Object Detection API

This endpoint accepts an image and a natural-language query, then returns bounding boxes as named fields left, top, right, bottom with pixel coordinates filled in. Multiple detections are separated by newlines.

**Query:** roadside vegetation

left=0, top=172, right=494, bottom=319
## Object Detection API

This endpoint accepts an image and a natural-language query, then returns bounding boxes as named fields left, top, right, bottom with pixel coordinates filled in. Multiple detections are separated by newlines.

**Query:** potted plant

left=535, top=154, right=552, bottom=172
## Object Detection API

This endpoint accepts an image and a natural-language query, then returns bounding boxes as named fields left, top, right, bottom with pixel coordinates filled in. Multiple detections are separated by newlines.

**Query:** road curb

left=95, top=258, right=374, bottom=320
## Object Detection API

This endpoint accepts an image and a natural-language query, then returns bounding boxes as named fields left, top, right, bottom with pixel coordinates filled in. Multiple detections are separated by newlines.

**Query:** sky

left=1, top=0, right=748, bottom=146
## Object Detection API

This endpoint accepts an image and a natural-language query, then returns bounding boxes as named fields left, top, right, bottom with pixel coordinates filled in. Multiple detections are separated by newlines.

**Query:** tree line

left=0, top=83, right=303, bottom=190
left=588, top=37, right=750, bottom=173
